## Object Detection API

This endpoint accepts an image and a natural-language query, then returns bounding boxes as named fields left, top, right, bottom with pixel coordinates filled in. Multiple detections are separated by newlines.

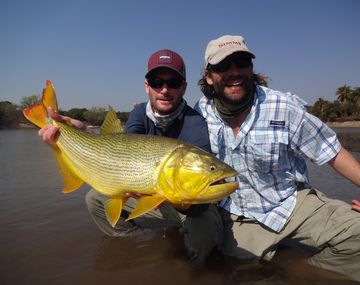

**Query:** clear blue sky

left=1, top=0, right=359, bottom=112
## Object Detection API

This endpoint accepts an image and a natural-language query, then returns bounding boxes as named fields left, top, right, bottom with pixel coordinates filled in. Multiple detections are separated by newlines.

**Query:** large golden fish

left=23, top=80, right=238, bottom=227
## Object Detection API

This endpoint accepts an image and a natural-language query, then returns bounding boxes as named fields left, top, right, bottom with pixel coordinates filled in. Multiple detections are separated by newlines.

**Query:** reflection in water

left=93, top=231, right=181, bottom=272
left=1, top=130, right=359, bottom=285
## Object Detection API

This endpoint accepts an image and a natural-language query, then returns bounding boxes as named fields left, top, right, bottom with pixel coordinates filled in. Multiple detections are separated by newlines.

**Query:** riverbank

left=325, top=121, right=360, bottom=152
left=326, top=121, right=360, bottom=128
left=16, top=121, right=360, bottom=129
left=8, top=122, right=360, bottom=152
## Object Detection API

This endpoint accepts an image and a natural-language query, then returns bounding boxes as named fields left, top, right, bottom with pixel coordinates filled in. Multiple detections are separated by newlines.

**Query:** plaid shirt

left=195, top=85, right=341, bottom=232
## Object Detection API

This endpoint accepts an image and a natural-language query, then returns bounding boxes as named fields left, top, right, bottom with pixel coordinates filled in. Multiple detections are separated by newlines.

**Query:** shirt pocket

left=243, top=133, right=288, bottom=174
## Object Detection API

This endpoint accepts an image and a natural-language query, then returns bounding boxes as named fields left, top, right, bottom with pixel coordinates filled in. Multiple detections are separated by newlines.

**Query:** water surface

left=1, top=129, right=359, bottom=285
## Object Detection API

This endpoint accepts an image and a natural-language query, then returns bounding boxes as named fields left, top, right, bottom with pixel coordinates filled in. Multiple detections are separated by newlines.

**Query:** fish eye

left=209, top=163, right=217, bottom=172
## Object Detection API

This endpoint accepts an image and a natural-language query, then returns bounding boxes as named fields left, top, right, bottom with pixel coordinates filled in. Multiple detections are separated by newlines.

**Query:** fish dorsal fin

left=126, top=195, right=166, bottom=221
left=52, top=148, right=85, bottom=193
left=105, top=197, right=128, bottom=227
left=100, top=106, right=123, bottom=135
left=42, top=80, right=58, bottom=112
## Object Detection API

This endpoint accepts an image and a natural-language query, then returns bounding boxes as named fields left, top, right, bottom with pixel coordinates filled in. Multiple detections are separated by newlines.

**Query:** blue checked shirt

left=195, top=85, right=341, bottom=232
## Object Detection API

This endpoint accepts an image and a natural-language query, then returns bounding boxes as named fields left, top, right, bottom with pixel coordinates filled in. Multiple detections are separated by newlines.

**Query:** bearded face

left=211, top=71, right=254, bottom=105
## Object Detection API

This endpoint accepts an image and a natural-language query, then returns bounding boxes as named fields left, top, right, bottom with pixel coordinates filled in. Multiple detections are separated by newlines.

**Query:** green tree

left=310, top=98, right=331, bottom=121
left=83, top=107, right=106, bottom=126
left=19, top=94, right=41, bottom=110
left=336, top=85, right=352, bottom=103
left=0, top=101, right=21, bottom=128
left=64, top=108, right=88, bottom=121
left=116, top=111, right=129, bottom=124
left=351, top=87, right=360, bottom=108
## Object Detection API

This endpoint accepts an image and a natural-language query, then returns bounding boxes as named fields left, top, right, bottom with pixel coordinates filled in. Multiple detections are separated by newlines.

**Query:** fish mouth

left=208, top=179, right=238, bottom=195
left=199, top=174, right=238, bottom=203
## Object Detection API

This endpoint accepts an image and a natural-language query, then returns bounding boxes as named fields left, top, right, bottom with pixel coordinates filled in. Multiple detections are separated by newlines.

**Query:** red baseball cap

left=145, top=49, right=186, bottom=80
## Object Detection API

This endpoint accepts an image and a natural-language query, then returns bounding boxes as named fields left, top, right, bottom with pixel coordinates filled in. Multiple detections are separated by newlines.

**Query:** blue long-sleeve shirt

left=125, top=102, right=211, bottom=152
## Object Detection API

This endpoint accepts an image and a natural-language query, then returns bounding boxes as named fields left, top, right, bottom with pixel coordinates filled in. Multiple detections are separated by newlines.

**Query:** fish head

left=156, top=145, right=238, bottom=204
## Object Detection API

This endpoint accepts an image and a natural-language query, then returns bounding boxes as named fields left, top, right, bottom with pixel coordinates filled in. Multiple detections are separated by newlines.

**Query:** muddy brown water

left=1, top=129, right=359, bottom=285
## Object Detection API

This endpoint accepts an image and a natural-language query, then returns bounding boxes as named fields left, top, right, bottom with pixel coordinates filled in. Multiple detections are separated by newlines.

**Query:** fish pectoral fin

left=52, top=148, right=84, bottom=193
left=105, top=197, right=128, bottom=227
left=126, top=195, right=167, bottom=221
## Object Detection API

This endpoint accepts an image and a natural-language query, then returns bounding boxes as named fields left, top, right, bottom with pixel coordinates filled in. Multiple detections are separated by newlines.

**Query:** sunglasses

left=147, top=77, right=184, bottom=89
left=207, top=55, right=252, bottom=73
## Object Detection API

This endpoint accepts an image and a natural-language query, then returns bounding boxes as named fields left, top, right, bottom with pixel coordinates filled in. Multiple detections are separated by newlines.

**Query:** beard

left=212, top=74, right=254, bottom=106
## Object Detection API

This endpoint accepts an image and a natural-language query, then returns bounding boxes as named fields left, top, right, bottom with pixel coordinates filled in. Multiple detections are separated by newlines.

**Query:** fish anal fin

left=100, top=106, right=123, bottom=135
left=52, top=148, right=84, bottom=193
left=126, top=195, right=166, bottom=221
left=105, top=197, right=127, bottom=227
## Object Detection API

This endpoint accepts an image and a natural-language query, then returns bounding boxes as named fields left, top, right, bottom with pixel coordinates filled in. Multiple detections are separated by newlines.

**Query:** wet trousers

left=220, top=188, right=360, bottom=281
left=85, top=189, right=222, bottom=267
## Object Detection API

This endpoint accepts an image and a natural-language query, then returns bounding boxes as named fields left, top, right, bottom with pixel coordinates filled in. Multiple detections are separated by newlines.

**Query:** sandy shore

left=326, top=121, right=360, bottom=128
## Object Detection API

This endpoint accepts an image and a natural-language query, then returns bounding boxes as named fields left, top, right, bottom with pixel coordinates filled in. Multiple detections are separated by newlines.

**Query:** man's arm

left=328, top=147, right=360, bottom=186
left=328, top=147, right=360, bottom=211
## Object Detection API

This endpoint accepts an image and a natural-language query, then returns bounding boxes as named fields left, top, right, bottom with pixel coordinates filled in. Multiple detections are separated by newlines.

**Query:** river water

left=1, top=129, right=359, bottom=285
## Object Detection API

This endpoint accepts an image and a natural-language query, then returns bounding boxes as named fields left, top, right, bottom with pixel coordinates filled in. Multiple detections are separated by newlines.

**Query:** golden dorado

left=23, top=80, right=238, bottom=227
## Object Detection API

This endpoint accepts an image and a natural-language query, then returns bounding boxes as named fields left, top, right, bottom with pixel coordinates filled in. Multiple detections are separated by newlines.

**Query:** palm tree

left=336, top=85, right=352, bottom=103
left=311, top=98, right=331, bottom=121
left=351, top=87, right=360, bottom=115
left=351, top=87, right=360, bottom=105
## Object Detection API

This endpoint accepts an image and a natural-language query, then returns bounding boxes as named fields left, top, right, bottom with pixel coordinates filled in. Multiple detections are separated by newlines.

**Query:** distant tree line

left=1, top=84, right=360, bottom=128
left=308, top=85, right=360, bottom=122
left=0, top=95, right=129, bottom=129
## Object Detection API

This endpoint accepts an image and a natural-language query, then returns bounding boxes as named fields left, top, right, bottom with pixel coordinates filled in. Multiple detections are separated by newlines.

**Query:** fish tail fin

left=22, top=80, right=58, bottom=128
left=23, top=80, right=85, bottom=193
left=22, top=103, right=48, bottom=128
left=41, top=80, right=59, bottom=112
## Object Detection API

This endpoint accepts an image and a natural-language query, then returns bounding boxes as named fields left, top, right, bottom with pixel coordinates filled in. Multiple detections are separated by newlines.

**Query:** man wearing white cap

left=195, top=35, right=360, bottom=280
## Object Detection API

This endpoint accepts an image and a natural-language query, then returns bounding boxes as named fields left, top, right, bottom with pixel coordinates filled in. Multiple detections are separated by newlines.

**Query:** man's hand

left=38, top=107, right=87, bottom=146
left=181, top=204, right=223, bottom=268
left=352, top=199, right=360, bottom=212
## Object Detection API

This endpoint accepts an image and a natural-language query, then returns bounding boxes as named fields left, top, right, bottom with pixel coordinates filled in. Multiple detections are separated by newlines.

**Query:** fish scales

left=57, top=123, right=178, bottom=196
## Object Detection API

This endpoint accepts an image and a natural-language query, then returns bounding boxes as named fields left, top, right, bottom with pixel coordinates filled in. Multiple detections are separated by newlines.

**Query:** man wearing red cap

left=39, top=49, right=222, bottom=267
left=86, top=49, right=222, bottom=266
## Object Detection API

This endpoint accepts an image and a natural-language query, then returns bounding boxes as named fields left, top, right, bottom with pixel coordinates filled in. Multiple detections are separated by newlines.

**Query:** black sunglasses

left=147, top=77, right=184, bottom=89
left=207, top=55, right=252, bottom=73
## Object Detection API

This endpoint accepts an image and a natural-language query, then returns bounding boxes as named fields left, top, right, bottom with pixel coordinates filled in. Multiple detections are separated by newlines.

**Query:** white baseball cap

left=205, top=35, right=255, bottom=66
